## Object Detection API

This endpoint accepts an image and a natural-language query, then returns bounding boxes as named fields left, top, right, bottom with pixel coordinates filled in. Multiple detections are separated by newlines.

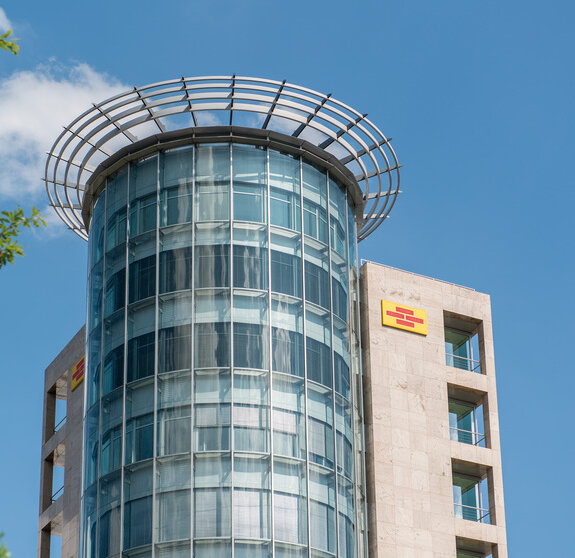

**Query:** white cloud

left=0, top=8, right=12, bottom=32
left=0, top=62, right=127, bottom=212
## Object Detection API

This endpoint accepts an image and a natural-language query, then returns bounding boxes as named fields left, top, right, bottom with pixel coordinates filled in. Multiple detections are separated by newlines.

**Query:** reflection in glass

left=195, top=145, right=230, bottom=221
left=85, top=143, right=361, bottom=558
left=233, top=145, right=266, bottom=223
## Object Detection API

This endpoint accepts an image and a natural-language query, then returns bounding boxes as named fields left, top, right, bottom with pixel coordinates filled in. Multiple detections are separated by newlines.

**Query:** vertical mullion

left=351, top=205, right=366, bottom=558
left=229, top=142, right=235, bottom=557
left=190, top=143, right=196, bottom=549
left=325, top=172, right=340, bottom=558
left=93, top=187, right=107, bottom=558
left=120, top=165, right=131, bottom=554
left=343, top=187, right=359, bottom=558
left=299, top=157, right=312, bottom=558
left=266, top=147, right=275, bottom=556
left=151, top=153, right=161, bottom=558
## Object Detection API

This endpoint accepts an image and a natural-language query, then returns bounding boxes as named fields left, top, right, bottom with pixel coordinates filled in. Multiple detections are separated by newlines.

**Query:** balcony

left=445, top=327, right=481, bottom=374
left=449, top=397, right=486, bottom=448
left=452, top=467, right=491, bottom=524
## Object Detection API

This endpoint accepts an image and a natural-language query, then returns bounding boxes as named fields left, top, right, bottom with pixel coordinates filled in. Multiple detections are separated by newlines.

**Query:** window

left=456, top=537, right=495, bottom=558
left=129, top=255, right=156, bottom=303
left=444, top=313, right=482, bottom=373
left=448, top=387, right=487, bottom=447
left=452, top=461, right=492, bottom=523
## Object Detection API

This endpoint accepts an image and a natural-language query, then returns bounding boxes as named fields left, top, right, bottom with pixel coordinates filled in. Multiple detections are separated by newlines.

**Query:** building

left=38, top=77, right=507, bottom=558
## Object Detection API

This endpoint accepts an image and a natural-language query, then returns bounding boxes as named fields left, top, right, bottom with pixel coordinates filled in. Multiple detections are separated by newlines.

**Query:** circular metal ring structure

left=45, top=75, right=401, bottom=241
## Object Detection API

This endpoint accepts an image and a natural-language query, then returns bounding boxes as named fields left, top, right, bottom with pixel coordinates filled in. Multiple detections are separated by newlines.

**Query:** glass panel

left=307, top=384, right=334, bottom=468
left=302, top=163, right=328, bottom=244
left=104, top=267, right=125, bottom=318
left=272, top=374, right=306, bottom=460
left=123, top=462, right=153, bottom=549
left=91, top=194, right=106, bottom=266
left=98, top=471, right=121, bottom=558
left=195, top=144, right=230, bottom=221
left=233, top=144, right=266, bottom=223
left=335, top=396, right=353, bottom=479
left=106, top=170, right=128, bottom=252
left=194, top=369, right=231, bottom=404
left=309, top=465, right=336, bottom=553
left=84, top=484, right=97, bottom=558
left=157, top=404, right=191, bottom=457
left=304, top=239, right=330, bottom=310
left=274, top=544, right=308, bottom=558
left=234, top=370, right=269, bottom=453
left=194, top=371, right=231, bottom=451
left=271, top=295, right=304, bottom=377
left=195, top=223, right=230, bottom=288
left=129, top=156, right=157, bottom=236
left=452, top=473, right=489, bottom=523
left=235, top=542, right=271, bottom=558
left=233, top=290, right=268, bottom=370
left=333, top=317, right=350, bottom=399
left=102, top=311, right=124, bottom=395
left=194, top=290, right=231, bottom=368
left=445, top=328, right=479, bottom=372
left=233, top=455, right=270, bottom=539
left=160, top=148, right=193, bottom=227
left=155, top=541, right=191, bottom=558
left=449, top=400, right=479, bottom=445
left=125, top=379, right=154, bottom=464
left=90, top=262, right=104, bottom=331
left=194, top=403, right=231, bottom=451
left=233, top=224, right=268, bottom=290
left=156, top=490, right=191, bottom=541
left=88, top=328, right=102, bottom=407
left=306, top=305, right=332, bottom=389
left=158, top=292, right=192, bottom=374
left=100, top=389, right=123, bottom=475
left=337, top=476, right=355, bottom=558
left=85, top=405, right=100, bottom=488
left=194, top=455, right=231, bottom=536
left=269, top=150, right=300, bottom=231
left=127, top=300, right=155, bottom=383
left=271, top=229, right=302, bottom=298
left=194, top=541, right=231, bottom=558
left=331, top=251, right=348, bottom=322
left=128, top=235, right=156, bottom=303
left=273, top=458, right=307, bottom=545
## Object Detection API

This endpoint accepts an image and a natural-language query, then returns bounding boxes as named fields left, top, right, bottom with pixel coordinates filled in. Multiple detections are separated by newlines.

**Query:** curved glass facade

left=83, top=142, right=365, bottom=558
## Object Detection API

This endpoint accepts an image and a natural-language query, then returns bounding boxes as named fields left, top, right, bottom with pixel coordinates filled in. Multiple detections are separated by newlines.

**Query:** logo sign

left=71, top=356, right=85, bottom=392
left=381, top=300, right=427, bottom=335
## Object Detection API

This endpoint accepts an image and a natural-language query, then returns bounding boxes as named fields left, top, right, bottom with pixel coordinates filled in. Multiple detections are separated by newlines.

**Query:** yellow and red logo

left=381, top=300, right=427, bottom=336
left=71, top=356, right=85, bottom=392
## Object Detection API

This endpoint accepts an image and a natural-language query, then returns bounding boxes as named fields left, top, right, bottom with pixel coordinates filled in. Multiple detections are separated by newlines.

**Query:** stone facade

left=38, top=327, right=85, bottom=558
left=360, top=262, right=507, bottom=557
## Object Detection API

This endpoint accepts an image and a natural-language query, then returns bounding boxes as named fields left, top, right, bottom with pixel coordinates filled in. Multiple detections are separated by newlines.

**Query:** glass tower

left=83, top=139, right=365, bottom=558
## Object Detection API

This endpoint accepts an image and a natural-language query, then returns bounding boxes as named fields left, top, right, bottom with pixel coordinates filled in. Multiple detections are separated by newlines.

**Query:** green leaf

left=0, top=206, right=47, bottom=269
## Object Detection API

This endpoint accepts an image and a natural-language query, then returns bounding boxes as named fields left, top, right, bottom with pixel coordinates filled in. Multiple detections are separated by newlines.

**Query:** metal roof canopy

left=44, top=75, right=401, bottom=241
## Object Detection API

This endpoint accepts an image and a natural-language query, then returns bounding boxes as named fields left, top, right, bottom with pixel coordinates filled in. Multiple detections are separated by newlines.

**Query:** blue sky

left=0, top=0, right=573, bottom=555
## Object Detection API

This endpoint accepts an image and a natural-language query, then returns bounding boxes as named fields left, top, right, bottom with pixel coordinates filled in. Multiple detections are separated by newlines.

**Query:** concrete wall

left=38, top=326, right=85, bottom=558
left=360, top=263, right=507, bottom=558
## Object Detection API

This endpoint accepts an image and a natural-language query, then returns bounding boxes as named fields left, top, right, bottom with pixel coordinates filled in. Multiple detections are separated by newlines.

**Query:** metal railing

left=51, top=485, right=64, bottom=504
left=450, top=427, right=486, bottom=447
left=445, top=353, right=481, bottom=373
left=53, top=416, right=67, bottom=433
left=454, top=503, right=490, bottom=523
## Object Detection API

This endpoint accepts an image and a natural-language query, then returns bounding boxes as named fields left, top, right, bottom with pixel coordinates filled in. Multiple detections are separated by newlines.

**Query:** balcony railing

left=446, top=353, right=481, bottom=373
left=454, top=503, right=490, bottom=523
left=450, top=427, right=486, bottom=447
left=53, top=416, right=67, bottom=434
left=51, top=485, right=64, bottom=504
